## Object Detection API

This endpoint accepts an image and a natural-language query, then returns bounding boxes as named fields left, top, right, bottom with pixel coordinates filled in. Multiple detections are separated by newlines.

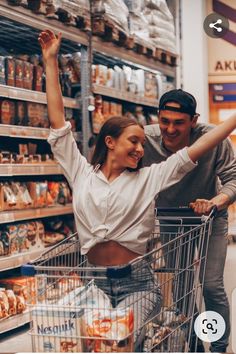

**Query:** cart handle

left=21, top=263, right=36, bottom=276
left=156, top=205, right=218, bottom=218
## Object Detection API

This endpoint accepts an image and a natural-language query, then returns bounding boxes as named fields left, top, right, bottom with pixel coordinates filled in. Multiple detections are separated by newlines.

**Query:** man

left=143, top=89, right=236, bottom=352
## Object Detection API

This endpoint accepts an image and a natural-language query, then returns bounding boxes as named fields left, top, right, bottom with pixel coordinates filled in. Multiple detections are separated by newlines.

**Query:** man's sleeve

left=216, top=138, right=236, bottom=203
left=143, top=124, right=163, bottom=166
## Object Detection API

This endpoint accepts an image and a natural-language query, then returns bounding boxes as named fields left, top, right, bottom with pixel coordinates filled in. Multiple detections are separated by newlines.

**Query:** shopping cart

left=22, top=207, right=216, bottom=353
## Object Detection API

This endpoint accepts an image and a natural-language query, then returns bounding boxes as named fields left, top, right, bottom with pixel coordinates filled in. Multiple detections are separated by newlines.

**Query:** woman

left=39, top=30, right=236, bottom=350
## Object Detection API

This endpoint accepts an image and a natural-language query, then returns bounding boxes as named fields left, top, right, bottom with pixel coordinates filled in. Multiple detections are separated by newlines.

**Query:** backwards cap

left=159, top=89, right=198, bottom=116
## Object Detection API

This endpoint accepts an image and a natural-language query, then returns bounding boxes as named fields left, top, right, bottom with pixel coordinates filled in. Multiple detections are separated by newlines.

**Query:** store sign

left=210, top=83, right=236, bottom=90
left=213, top=94, right=236, bottom=102
left=207, top=0, right=236, bottom=80
left=213, top=0, right=236, bottom=46
left=215, top=61, right=236, bottom=71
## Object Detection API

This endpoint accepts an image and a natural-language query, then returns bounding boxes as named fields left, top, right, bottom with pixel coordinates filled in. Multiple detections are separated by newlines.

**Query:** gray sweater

left=143, top=123, right=236, bottom=218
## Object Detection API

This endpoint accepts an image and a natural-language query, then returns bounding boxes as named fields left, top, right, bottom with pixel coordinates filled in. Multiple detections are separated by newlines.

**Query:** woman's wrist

left=44, top=56, right=58, bottom=67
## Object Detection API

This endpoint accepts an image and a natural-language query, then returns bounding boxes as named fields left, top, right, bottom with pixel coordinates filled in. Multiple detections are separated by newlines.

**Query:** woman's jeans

left=88, top=259, right=162, bottom=351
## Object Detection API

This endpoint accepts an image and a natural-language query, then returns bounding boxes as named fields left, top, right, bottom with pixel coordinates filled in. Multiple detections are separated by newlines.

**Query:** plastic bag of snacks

left=80, top=283, right=134, bottom=352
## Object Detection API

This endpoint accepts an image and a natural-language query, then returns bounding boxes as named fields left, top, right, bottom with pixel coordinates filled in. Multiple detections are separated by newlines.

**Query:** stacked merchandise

left=92, top=63, right=160, bottom=132
left=0, top=215, right=75, bottom=257
left=0, top=214, right=75, bottom=321
left=50, top=0, right=90, bottom=28
left=92, top=95, right=159, bottom=133
left=0, top=150, right=54, bottom=164
left=0, top=53, right=81, bottom=98
left=92, top=95, right=122, bottom=134
left=125, top=0, right=151, bottom=47
left=4, top=0, right=177, bottom=55
left=0, top=99, right=77, bottom=129
left=92, top=64, right=159, bottom=100
left=126, top=0, right=176, bottom=54
left=92, top=0, right=129, bottom=33
left=0, top=52, right=80, bottom=129
left=7, top=0, right=91, bottom=30
left=144, top=0, right=176, bottom=53
left=1, top=180, right=72, bottom=212
left=0, top=280, right=29, bottom=318
left=0, top=55, right=43, bottom=91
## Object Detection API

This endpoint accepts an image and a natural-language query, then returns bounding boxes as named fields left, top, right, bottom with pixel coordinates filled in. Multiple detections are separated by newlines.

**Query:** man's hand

left=190, top=193, right=230, bottom=215
left=189, top=199, right=216, bottom=215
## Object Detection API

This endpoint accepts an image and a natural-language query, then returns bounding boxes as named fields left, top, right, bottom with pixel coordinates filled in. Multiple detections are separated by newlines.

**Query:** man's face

left=158, top=102, right=198, bottom=153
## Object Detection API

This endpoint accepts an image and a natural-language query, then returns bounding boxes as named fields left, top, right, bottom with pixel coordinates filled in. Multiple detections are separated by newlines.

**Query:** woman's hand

left=38, top=29, right=62, bottom=64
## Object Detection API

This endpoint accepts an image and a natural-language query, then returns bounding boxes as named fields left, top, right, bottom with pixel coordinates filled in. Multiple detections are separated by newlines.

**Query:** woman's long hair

left=91, top=116, right=144, bottom=171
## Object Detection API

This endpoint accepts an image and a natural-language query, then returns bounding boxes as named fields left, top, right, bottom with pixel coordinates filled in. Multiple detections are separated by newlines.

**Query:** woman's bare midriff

left=87, top=240, right=140, bottom=266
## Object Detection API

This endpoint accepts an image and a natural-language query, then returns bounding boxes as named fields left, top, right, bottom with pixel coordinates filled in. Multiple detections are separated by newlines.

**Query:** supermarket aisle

left=0, top=324, right=32, bottom=352
left=0, top=243, right=236, bottom=353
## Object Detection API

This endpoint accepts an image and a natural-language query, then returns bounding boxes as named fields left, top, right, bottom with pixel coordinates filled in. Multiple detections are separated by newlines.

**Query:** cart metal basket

left=22, top=207, right=216, bottom=352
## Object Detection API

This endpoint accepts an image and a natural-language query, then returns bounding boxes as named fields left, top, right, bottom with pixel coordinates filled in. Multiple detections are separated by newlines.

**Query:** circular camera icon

left=203, top=13, right=229, bottom=38
left=194, top=311, right=226, bottom=343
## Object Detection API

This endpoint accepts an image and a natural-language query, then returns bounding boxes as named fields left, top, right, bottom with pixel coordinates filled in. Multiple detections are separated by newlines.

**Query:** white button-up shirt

left=48, top=122, right=197, bottom=255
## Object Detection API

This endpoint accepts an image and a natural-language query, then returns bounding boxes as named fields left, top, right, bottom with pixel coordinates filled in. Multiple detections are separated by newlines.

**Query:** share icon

left=209, top=19, right=223, bottom=32
left=203, top=13, right=229, bottom=38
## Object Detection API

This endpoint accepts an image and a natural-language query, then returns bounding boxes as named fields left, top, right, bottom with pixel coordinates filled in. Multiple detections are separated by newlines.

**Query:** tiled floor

left=0, top=243, right=236, bottom=353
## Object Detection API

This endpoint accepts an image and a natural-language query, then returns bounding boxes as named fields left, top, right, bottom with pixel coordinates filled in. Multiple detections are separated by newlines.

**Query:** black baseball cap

left=158, top=89, right=198, bottom=117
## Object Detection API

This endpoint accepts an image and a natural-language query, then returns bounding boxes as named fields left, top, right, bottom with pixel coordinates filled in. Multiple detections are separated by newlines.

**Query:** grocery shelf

left=0, top=124, right=49, bottom=140
left=0, top=310, right=30, bottom=334
left=0, top=242, right=78, bottom=273
left=0, top=85, right=79, bottom=109
left=93, top=84, right=158, bottom=107
left=0, top=248, right=46, bottom=272
left=0, top=124, right=80, bottom=141
left=0, top=204, right=73, bottom=224
left=0, top=1, right=176, bottom=78
left=0, top=164, right=64, bottom=176
left=0, top=0, right=88, bottom=48
left=92, top=36, right=176, bottom=78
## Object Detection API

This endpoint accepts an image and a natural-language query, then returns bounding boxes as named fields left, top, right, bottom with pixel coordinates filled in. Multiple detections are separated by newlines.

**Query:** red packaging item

left=23, top=61, right=34, bottom=90
left=16, top=101, right=27, bottom=126
left=15, top=59, right=24, bottom=88
left=5, top=57, right=15, bottom=86
left=33, top=65, right=44, bottom=91
left=0, top=99, right=15, bottom=125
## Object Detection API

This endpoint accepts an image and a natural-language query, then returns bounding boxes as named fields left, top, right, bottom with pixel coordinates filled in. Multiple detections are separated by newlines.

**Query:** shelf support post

left=80, top=46, right=92, bottom=158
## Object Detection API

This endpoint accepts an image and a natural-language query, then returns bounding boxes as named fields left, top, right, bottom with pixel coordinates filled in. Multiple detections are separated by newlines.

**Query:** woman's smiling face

left=108, top=125, right=145, bottom=170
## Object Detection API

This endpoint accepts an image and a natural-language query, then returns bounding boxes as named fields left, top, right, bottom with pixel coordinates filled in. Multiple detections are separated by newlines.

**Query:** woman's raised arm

left=188, top=113, right=236, bottom=162
left=38, top=30, right=65, bottom=129
left=38, top=30, right=88, bottom=186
